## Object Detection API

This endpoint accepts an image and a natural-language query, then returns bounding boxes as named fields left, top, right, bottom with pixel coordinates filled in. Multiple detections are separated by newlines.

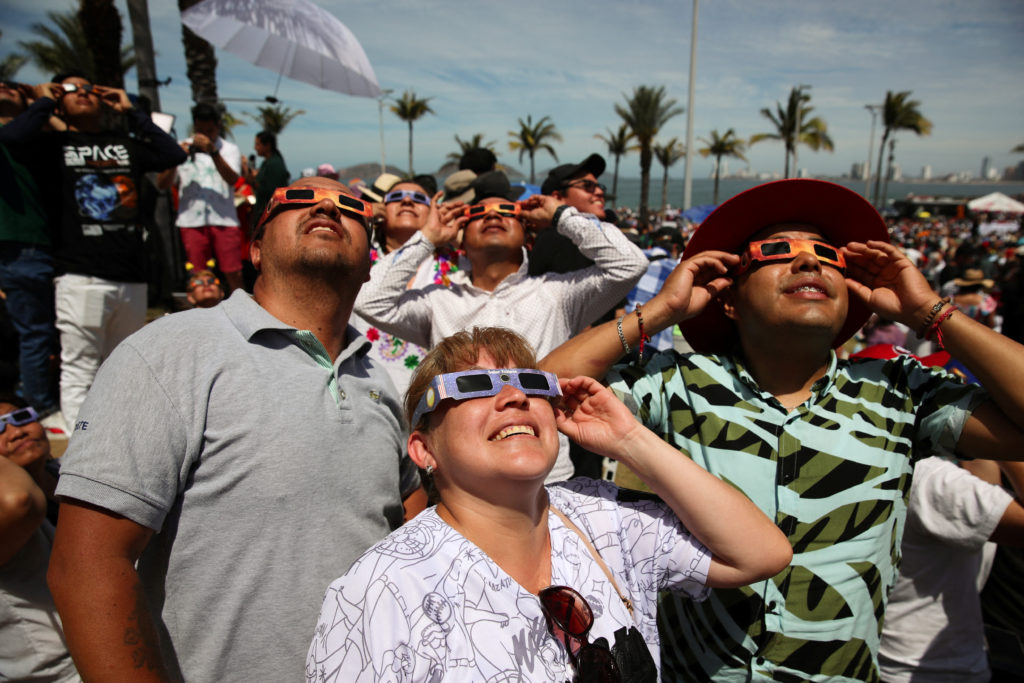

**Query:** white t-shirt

left=306, top=478, right=711, bottom=682
left=174, top=136, right=241, bottom=227
left=878, top=456, right=1013, bottom=683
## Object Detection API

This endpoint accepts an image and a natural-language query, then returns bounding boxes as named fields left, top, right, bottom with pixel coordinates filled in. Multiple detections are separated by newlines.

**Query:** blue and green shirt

left=608, top=350, right=986, bottom=683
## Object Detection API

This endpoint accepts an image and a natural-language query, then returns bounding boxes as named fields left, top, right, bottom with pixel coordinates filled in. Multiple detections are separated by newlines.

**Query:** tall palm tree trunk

left=660, top=165, right=669, bottom=213
left=872, top=129, right=890, bottom=207
left=639, top=145, right=652, bottom=231
left=126, top=0, right=160, bottom=109
left=178, top=0, right=217, bottom=104
left=611, top=154, right=621, bottom=208
left=713, top=155, right=722, bottom=204
left=407, top=119, right=414, bottom=176
left=79, top=0, right=124, bottom=87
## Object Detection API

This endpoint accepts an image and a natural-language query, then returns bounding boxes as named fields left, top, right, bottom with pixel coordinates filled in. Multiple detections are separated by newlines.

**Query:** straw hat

left=952, top=268, right=994, bottom=290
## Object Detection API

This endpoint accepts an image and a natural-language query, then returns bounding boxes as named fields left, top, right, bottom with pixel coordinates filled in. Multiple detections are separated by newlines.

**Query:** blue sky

left=2, top=0, right=1023, bottom=184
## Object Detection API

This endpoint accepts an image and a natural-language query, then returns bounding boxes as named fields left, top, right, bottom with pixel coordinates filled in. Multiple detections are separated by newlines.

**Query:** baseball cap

left=679, top=179, right=889, bottom=354
left=360, top=173, right=402, bottom=203
left=541, top=154, right=606, bottom=195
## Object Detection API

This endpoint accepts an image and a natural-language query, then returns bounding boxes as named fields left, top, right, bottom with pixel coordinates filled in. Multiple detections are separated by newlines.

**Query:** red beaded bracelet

left=635, top=303, right=651, bottom=357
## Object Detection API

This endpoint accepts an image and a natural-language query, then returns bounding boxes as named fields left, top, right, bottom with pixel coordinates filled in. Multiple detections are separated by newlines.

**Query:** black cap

left=541, top=153, right=606, bottom=195
left=470, top=170, right=518, bottom=202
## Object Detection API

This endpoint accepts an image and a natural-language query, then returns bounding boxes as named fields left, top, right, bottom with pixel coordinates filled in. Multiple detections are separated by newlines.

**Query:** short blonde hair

left=404, top=327, right=538, bottom=431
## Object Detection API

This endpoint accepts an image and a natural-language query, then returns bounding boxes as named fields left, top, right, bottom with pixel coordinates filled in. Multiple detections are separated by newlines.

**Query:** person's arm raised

left=555, top=376, right=792, bottom=587
left=539, top=250, right=738, bottom=380
left=844, top=240, right=1024, bottom=460
left=47, top=500, right=171, bottom=682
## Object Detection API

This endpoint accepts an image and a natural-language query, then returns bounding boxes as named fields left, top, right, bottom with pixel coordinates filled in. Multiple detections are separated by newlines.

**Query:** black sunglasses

left=539, top=585, right=620, bottom=682
left=565, top=179, right=606, bottom=194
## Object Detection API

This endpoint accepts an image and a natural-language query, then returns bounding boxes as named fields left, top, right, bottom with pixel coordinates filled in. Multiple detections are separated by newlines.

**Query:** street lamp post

left=377, top=88, right=394, bottom=175
left=682, top=0, right=699, bottom=210
left=864, top=104, right=881, bottom=202
left=791, top=84, right=812, bottom=178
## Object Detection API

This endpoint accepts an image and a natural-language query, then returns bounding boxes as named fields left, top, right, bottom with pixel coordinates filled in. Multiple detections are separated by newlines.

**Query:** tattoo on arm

left=124, top=582, right=166, bottom=672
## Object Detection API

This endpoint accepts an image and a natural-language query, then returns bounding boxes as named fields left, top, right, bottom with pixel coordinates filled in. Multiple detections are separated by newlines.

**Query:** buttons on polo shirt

left=339, top=390, right=347, bottom=400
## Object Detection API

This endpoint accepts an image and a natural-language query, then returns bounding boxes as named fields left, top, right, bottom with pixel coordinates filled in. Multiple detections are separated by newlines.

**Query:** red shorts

left=180, top=225, right=244, bottom=274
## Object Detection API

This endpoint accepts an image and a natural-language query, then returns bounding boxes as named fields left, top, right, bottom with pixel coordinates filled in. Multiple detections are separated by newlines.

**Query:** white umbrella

left=181, top=0, right=382, bottom=99
left=967, top=191, right=1024, bottom=214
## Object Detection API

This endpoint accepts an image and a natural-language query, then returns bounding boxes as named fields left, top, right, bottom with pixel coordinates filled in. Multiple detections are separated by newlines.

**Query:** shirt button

left=756, top=657, right=765, bottom=665
left=767, top=601, right=777, bottom=612
left=340, top=390, right=347, bottom=400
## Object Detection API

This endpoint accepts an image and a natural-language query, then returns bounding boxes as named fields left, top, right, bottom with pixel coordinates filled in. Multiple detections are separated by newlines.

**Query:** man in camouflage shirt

left=540, top=179, right=1024, bottom=682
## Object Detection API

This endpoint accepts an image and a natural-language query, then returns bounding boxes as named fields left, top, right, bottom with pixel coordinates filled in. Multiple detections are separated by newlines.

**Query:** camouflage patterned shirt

left=607, top=350, right=987, bottom=683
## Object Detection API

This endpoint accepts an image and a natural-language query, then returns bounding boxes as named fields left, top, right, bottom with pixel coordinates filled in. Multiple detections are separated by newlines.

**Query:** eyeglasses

left=735, top=238, right=846, bottom=275
left=61, top=82, right=96, bottom=95
left=257, top=187, right=374, bottom=235
left=464, top=203, right=521, bottom=220
left=539, top=585, right=620, bottom=682
left=411, top=367, right=561, bottom=427
left=384, top=189, right=431, bottom=206
left=188, top=276, right=220, bottom=289
left=565, top=179, right=606, bottom=194
left=0, top=406, right=39, bottom=433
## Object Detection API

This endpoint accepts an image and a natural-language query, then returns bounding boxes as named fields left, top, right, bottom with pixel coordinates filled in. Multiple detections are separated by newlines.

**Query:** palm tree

left=178, top=0, right=218, bottom=105
left=653, top=138, right=684, bottom=213
left=508, top=115, right=561, bottom=184
left=698, top=129, right=748, bottom=204
left=18, top=9, right=135, bottom=80
left=391, top=90, right=434, bottom=177
left=749, top=87, right=833, bottom=179
left=446, top=132, right=498, bottom=163
left=872, top=90, right=932, bottom=207
left=615, top=85, right=683, bottom=230
left=594, top=124, right=638, bottom=207
left=246, top=104, right=305, bottom=135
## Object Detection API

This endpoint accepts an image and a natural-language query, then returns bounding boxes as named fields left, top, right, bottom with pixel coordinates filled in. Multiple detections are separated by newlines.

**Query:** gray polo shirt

left=57, top=290, right=417, bottom=683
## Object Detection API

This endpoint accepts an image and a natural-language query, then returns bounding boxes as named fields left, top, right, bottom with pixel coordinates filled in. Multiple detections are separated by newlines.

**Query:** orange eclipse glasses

left=736, top=238, right=846, bottom=275
left=256, top=187, right=374, bottom=235
left=464, top=202, right=521, bottom=220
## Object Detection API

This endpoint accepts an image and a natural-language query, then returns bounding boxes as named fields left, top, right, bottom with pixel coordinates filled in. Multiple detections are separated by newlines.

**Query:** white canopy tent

left=966, top=191, right=1024, bottom=214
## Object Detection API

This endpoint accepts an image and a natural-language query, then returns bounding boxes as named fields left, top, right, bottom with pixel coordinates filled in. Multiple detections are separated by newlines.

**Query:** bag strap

left=549, top=505, right=634, bottom=618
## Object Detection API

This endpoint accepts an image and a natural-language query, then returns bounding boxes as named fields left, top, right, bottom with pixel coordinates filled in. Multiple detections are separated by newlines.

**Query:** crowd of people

left=2, top=73, right=1024, bottom=683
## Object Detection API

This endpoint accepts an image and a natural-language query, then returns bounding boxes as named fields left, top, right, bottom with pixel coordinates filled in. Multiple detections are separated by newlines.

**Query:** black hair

left=410, top=174, right=438, bottom=196
left=0, top=392, right=28, bottom=409
left=191, top=102, right=221, bottom=124
left=255, top=130, right=277, bottom=151
left=459, top=148, right=497, bottom=174
left=51, top=69, right=91, bottom=84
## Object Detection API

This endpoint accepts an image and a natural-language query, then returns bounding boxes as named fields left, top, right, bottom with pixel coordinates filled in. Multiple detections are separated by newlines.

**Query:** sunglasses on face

left=384, top=189, right=431, bottom=206
left=0, top=406, right=39, bottom=433
left=188, top=276, right=220, bottom=288
left=464, top=203, right=521, bottom=220
left=257, top=187, right=374, bottom=235
left=411, top=368, right=561, bottom=427
left=565, top=179, right=606, bottom=194
left=735, top=238, right=846, bottom=275
left=61, top=82, right=96, bottom=95
left=540, top=585, right=621, bottom=682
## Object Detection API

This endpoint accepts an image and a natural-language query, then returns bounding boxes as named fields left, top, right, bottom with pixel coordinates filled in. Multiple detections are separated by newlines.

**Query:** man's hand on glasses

left=519, top=194, right=563, bottom=231
left=422, top=192, right=463, bottom=248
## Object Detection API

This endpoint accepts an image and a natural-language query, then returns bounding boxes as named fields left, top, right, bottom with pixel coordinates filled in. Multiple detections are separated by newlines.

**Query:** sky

left=2, top=0, right=1023, bottom=185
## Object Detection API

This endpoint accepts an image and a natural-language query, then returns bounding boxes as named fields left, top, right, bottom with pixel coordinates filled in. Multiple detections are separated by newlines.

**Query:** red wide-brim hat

left=679, top=179, right=889, bottom=354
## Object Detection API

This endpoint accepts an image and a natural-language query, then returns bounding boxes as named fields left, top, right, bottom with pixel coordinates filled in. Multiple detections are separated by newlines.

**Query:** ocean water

left=604, top=176, right=1024, bottom=212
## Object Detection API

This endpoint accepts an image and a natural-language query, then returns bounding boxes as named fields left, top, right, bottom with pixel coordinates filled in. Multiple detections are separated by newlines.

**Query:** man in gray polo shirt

left=47, top=176, right=422, bottom=682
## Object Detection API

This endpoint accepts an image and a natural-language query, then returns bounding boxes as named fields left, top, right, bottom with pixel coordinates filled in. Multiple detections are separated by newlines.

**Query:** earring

left=425, top=464, right=435, bottom=476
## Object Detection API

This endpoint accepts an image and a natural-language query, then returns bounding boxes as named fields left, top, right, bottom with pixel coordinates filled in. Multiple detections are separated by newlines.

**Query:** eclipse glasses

left=735, top=238, right=846, bottom=275
left=0, top=406, right=39, bottom=433
left=384, top=189, right=431, bottom=206
left=257, top=187, right=374, bottom=236
left=411, top=368, right=561, bottom=427
left=464, top=203, right=521, bottom=220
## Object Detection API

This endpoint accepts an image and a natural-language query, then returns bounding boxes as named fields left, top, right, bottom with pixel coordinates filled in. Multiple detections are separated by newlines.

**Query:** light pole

left=791, top=84, right=812, bottom=178
left=377, top=88, right=394, bottom=175
left=682, top=0, right=699, bottom=210
left=864, top=104, right=881, bottom=202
